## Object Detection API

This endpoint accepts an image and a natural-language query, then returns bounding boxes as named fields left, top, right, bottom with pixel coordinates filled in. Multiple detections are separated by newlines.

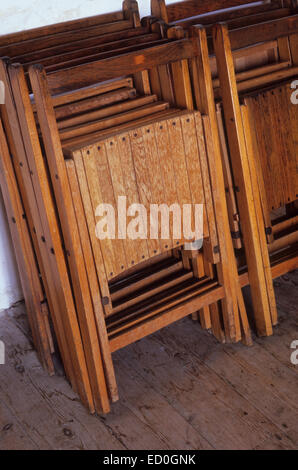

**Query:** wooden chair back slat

left=151, top=0, right=285, bottom=24
left=44, top=38, right=197, bottom=94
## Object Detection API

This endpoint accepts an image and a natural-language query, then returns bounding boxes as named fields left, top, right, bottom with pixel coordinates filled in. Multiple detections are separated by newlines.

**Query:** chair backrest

left=41, top=36, right=198, bottom=95
left=227, top=13, right=298, bottom=49
left=244, top=81, right=298, bottom=213
left=213, top=21, right=298, bottom=247
left=68, top=110, right=206, bottom=281
left=27, top=37, right=210, bottom=281
left=0, top=0, right=140, bottom=60
left=211, top=15, right=298, bottom=89
left=151, top=0, right=286, bottom=24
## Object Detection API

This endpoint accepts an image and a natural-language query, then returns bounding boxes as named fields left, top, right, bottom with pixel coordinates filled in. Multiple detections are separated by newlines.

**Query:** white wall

left=0, top=0, right=178, bottom=310
left=0, top=192, right=22, bottom=310
left=0, top=0, right=152, bottom=35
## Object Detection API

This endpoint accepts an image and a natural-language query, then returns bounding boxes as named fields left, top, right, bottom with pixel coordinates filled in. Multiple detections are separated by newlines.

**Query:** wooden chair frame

left=212, top=18, right=298, bottom=335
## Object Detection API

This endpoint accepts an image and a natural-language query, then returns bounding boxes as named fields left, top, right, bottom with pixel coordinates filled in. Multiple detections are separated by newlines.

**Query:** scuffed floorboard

left=0, top=271, right=297, bottom=450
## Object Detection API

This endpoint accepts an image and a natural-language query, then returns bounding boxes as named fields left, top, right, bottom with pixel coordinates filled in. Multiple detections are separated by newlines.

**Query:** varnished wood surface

left=0, top=270, right=297, bottom=450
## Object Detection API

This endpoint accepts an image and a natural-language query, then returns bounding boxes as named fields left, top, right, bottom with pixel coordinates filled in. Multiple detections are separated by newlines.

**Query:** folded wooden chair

left=8, top=31, right=253, bottom=411
left=212, top=17, right=298, bottom=335
left=0, top=117, right=54, bottom=374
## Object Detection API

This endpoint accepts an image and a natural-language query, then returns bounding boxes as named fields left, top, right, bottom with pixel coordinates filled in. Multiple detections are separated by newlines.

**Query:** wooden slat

left=56, top=87, right=137, bottom=121
left=167, top=116, right=193, bottom=243
left=72, top=150, right=112, bottom=315
left=63, top=108, right=183, bottom=154
left=19, top=33, right=160, bottom=67
left=109, top=281, right=224, bottom=352
left=44, top=39, right=169, bottom=74
left=50, top=77, right=134, bottom=109
left=216, top=105, right=242, bottom=249
left=289, top=32, right=298, bottom=64
left=128, top=127, right=161, bottom=258
left=58, top=94, right=156, bottom=130
left=229, top=15, right=298, bottom=50
left=0, top=11, right=124, bottom=47
left=153, top=120, right=178, bottom=250
left=166, top=0, right=265, bottom=23
left=60, top=102, right=169, bottom=141
left=45, top=39, right=198, bottom=94
left=244, top=97, right=273, bottom=241
left=1, top=21, right=134, bottom=57
left=117, top=132, right=150, bottom=265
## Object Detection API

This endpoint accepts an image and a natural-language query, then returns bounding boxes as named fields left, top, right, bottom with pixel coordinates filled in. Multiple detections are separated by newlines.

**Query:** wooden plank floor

left=0, top=270, right=297, bottom=450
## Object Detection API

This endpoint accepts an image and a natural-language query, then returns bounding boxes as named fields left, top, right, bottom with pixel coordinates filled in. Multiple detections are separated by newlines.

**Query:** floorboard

left=0, top=271, right=297, bottom=450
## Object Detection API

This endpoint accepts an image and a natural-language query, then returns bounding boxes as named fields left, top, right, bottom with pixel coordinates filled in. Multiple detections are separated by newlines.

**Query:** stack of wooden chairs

left=150, top=0, right=298, bottom=333
left=0, top=0, right=297, bottom=414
